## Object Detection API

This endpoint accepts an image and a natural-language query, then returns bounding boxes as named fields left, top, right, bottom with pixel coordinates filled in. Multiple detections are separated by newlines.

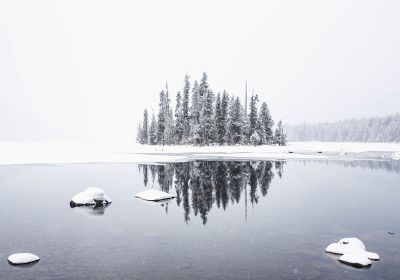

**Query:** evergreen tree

left=229, top=97, right=244, bottom=145
left=250, top=131, right=261, bottom=146
left=157, top=90, right=166, bottom=145
left=142, top=109, right=149, bottom=144
left=190, top=81, right=202, bottom=144
left=200, top=90, right=215, bottom=145
left=175, top=92, right=184, bottom=144
left=164, top=84, right=175, bottom=145
left=274, top=120, right=287, bottom=146
left=149, top=114, right=157, bottom=145
left=248, top=94, right=259, bottom=138
left=221, top=91, right=229, bottom=144
left=258, top=102, right=274, bottom=144
left=215, top=93, right=224, bottom=144
left=182, top=74, right=191, bottom=141
left=136, top=124, right=143, bottom=144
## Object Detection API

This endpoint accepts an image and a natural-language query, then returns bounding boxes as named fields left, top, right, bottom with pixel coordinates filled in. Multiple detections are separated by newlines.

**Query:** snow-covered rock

left=135, top=189, right=175, bottom=201
left=70, top=187, right=112, bottom=207
left=339, top=254, right=371, bottom=268
left=8, top=253, right=40, bottom=265
left=325, top=237, right=379, bottom=268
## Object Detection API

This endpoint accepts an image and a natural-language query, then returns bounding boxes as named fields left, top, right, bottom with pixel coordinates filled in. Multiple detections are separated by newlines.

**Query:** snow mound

left=339, top=254, right=371, bottom=268
left=8, top=253, right=40, bottom=265
left=70, top=187, right=112, bottom=207
left=135, top=189, right=175, bottom=201
left=325, top=237, right=379, bottom=268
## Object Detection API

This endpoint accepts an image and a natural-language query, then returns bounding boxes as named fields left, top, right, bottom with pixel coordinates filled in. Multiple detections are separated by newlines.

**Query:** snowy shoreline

left=0, top=141, right=399, bottom=165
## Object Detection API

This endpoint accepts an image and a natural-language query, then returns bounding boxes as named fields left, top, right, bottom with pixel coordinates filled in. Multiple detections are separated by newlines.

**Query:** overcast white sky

left=1, top=0, right=399, bottom=141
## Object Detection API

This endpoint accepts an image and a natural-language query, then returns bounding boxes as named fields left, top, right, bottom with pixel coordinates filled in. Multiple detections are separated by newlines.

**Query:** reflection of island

left=138, top=161, right=285, bottom=225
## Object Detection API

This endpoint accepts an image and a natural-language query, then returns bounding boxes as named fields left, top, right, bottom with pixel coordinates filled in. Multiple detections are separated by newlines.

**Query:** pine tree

left=182, top=74, right=191, bottom=141
left=190, top=80, right=202, bottom=145
left=157, top=90, right=166, bottom=145
left=221, top=91, right=229, bottom=144
left=200, top=90, right=215, bottom=145
left=229, top=97, right=244, bottom=145
left=274, top=120, right=286, bottom=146
left=248, top=94, right=259, bottom=138
left=250, top=131, right=261, bottom=146
left=136, top=124, right=143, bottom=144
left=258, top=102, right=274, bottom=144
left=142, top=109, right=149, bottom=144
left=149, top=114, right=157, bottom=145
left=215, top=93, right=224, bottom=144
left=175, top=92, right=184, bottom=144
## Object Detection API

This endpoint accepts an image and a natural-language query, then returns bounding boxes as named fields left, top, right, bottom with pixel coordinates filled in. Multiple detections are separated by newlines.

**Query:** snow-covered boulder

left=339, top=254, right=371, bottom=268
left=325, top=237, right=379, bottom=268
left=70, top=187, right=112, bottom=207
left=135, top=189, right=175, bottom=201
left=8, top=253, right=40, bottom=265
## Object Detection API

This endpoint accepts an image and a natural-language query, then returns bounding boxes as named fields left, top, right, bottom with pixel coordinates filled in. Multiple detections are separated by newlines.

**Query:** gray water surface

left=0, top=160, right=399, bottom=280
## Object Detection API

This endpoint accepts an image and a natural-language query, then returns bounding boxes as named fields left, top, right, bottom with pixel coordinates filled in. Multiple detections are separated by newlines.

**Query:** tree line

left=137, top=72, right=286, bottom=146
left=286, top=114, right=400, bottom=142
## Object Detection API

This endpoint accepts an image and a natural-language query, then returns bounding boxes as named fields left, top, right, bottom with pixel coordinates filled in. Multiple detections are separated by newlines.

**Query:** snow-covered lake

left=0, top=160, right=399, bottom=279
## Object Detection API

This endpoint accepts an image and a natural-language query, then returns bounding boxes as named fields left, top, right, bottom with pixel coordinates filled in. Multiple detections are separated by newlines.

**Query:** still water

left=0, top=160, right=399, bottom=280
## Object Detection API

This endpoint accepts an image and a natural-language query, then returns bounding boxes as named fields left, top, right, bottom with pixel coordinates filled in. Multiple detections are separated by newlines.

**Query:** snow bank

left=325, top=237, right=379, bottom=268
left=70, top=187, right=112, bottom=207
left=1, top=141, right=400, bottom=165
left=8, top=253, right=40, bottom=265
left=135, top=189, right=175, bottom=201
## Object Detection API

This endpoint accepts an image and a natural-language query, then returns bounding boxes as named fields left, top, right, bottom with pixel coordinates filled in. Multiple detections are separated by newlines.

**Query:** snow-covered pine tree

left=215, top=93, right=224, bottom=145
left=182, top=74, right=191, bottom=142
left=274, top=120, right=287, bottom=146
left=250, top=131, right=261, bottom=146
left=248, top=94, right=259, bottom=138
left=190, top=80, right=202, bottom=145
left=256, top=117, right=266, bottom=144
left=242, top=113, right=250, bottom=145
left=200, top=89, right=215, bottom=145
left=258, top=102, right=274, bottom=144
left=221, top=91, right=229, bottom=144
left=229, top=97, right=244, bottom=145
left=136, top=124, right=143, bottom=144
left=142, top=109, right=149, bottom=144
left=157, top=90, right=166, bottom=145
left=149, top=114, right=157, bottom=145
left=175, top=92, right=184, bottom=144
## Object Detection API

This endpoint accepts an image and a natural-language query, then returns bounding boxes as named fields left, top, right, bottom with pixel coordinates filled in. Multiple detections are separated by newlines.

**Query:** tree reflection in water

left=138, top=161, right=285, bottom=225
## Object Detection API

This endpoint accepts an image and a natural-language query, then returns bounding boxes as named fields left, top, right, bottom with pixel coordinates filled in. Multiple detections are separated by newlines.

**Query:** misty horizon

left=1, top=0, right=399, bottom=141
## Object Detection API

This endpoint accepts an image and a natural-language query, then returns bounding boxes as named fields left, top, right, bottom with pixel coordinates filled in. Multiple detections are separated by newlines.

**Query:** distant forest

left=137, top=73, right=286, bottom=146
left=286, top=114, right=400, bottom=142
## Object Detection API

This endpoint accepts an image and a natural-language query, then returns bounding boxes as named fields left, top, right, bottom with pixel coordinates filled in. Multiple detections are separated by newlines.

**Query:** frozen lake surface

left=0, top=160, right=399, bottom=279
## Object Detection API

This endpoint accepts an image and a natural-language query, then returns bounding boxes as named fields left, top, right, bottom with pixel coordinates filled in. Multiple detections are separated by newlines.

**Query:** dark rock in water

left=388, top=232, right=395, bottom=235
